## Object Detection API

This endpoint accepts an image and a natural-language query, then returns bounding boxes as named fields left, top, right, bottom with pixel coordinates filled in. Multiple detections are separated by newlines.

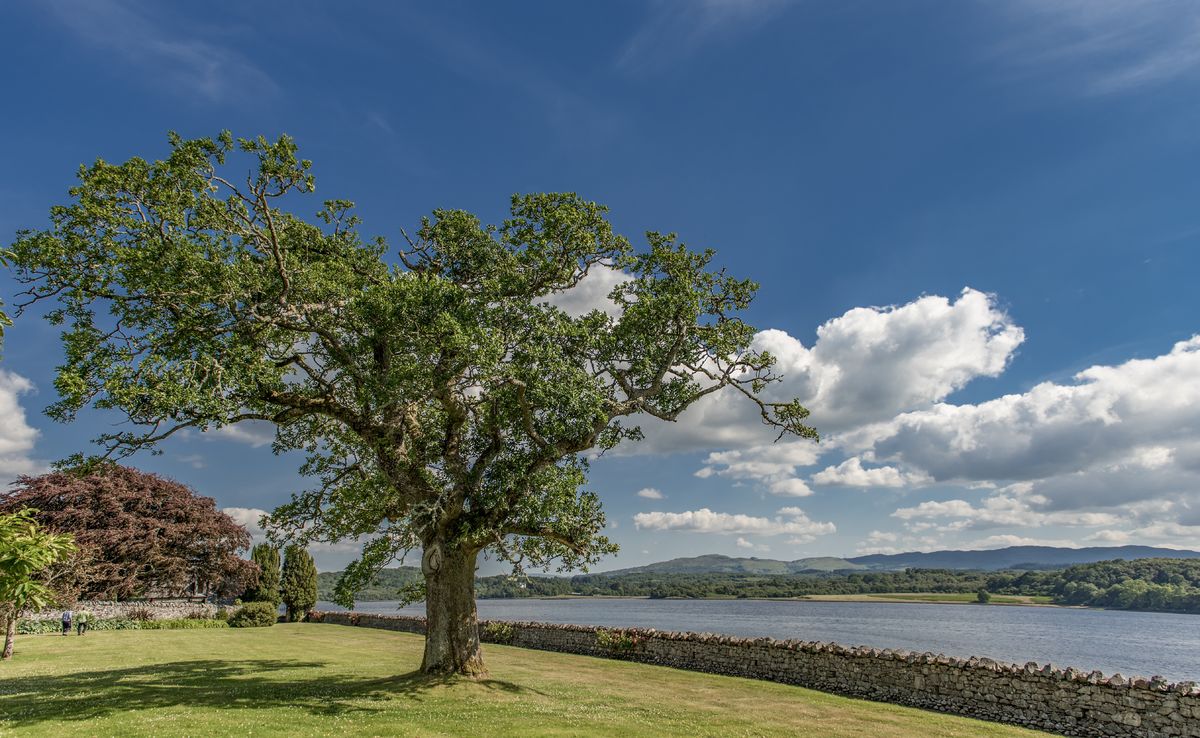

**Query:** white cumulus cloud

left=861, top=336, right=1200, bottom=516
left=811, top=457, right=923, bottom=488
left=544, top=265, right=630, bottom=318
left=221, top=506, right=269, bottom=541
left=633, top=506, right=835, bottom=540
left=892, top=491, right=1121, bottom=531
left=640, top=288, right=1023, bottom=458
left=638, top=288, right=1023, bottom=502
left=0, top=371, right=44, bottom=483
left=694, top=441, right=818, bottom=497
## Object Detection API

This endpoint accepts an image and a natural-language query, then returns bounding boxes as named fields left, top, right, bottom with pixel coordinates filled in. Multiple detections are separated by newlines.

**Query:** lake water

left=317, top=598, right=1200, bottom=682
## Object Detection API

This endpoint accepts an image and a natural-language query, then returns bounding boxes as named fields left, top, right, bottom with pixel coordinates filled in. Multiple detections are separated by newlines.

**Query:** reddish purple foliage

left=0, top=465, right=256, bottom=600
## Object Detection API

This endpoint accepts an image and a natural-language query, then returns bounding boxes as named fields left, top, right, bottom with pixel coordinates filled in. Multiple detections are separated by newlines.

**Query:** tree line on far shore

left=319, top=558, right=1200, bottom=615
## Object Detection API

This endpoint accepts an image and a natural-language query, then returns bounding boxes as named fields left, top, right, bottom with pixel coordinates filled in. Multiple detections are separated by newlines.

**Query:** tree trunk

left=2, top=613, right=15, bottom=660
left=420, top=541, right=485, bottom=676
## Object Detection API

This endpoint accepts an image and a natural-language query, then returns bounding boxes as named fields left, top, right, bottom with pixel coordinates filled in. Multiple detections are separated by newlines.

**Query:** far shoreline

left=330, top=592, right=1078, bottom=610
left=520, top=593, right=1068, bottom=608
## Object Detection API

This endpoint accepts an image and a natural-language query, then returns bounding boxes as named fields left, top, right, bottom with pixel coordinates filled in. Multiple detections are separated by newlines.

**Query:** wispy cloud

left=44, top=0, right=278, bottom=103
left=385, top=7, right=624, bottom=143
left=206, top=422, right=275, bottom=449
left=365, top=112, right=396, bottom=136
left=176, top=453, right=206, bottom=470
left=617, top=0, right=793, bottom=72
left=998, top=1, right=1200, bottom=94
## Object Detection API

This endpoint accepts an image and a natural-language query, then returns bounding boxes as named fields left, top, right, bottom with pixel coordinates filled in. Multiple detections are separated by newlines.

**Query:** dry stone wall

left=309, top=610, right=1200, bottom=738
left=23, top=600, right=218, bottom=621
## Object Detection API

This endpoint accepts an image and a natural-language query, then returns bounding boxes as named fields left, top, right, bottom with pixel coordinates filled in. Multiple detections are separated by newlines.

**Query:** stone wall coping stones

left=22, top=600, right=219, bottom=621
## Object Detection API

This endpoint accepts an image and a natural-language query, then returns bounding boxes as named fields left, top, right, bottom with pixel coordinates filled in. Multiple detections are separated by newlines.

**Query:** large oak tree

left=7, top=133, right=816, bottom=675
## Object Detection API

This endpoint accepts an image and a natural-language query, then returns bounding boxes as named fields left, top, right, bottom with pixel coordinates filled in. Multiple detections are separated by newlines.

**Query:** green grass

left=0, top=624, right=1052, bottom=737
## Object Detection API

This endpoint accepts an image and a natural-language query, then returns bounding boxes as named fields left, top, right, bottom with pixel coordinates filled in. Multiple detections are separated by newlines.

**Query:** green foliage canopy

left=0, top=509, right=76, bottom=614
left=7, top=131, right=815, bottom=609
left=1, top=509, right=76, bottom=658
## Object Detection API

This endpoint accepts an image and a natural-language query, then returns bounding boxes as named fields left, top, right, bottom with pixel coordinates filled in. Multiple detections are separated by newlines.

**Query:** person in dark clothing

left=61, top=609, right=72, bottom=636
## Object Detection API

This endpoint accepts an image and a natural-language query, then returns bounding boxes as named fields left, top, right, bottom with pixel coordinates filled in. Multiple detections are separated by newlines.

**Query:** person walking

left=61, top=609, right=73, bottom=636
left=75, top=609, right=90, bottom=636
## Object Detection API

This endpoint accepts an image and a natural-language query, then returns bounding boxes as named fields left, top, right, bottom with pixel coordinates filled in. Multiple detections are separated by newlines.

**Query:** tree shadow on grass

left=0, top=658, right=538, bottom=727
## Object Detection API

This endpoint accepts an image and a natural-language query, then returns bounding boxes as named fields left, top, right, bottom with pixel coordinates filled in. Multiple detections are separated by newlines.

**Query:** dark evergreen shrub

left=244, top=544, right=281, bottom=607
left=280, top=545, right=318, bottom=622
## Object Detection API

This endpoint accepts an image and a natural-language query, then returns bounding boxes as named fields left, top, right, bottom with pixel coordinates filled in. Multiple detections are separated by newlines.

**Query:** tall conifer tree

left=280, top=545, right=318, bottom=621
left=246, top=544, right=281, bottom=608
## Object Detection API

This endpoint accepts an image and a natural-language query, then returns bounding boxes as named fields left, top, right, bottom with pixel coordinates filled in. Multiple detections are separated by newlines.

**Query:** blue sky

left=2, top=0, right=1199, bottom=571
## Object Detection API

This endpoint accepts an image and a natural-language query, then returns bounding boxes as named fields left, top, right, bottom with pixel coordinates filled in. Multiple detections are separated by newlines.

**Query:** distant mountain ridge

left=315, top=546, right=1200, bottom=601
left=846, top=545, right=1200, bottom=571
left=602, top=554, right=865, bottom=576
left=600, top=545, right=1200, bottom=575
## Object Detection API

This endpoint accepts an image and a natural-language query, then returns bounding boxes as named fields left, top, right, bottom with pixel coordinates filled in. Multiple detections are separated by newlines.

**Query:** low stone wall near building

left=308, top=610, right=1200, bottom=738
left=23, top=600, right=218, bottom=621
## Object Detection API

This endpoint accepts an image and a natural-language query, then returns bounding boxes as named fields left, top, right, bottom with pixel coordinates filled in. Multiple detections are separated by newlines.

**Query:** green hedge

left=17, top=618, right=228, bottom=634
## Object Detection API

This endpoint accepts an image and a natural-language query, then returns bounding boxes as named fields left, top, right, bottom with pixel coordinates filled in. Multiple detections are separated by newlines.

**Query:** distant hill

left=846, top=545, right=1200, bottom=571
left=603, top=554, right=865, bottom=576
left=597, top=546, right=1200, bottom=576
left=316, top=546, right=1200, bottom=602
left=316, top=566, right=421, bottom=602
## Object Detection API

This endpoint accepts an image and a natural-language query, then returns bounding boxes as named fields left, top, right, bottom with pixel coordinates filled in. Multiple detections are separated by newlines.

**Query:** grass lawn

left=0, top=624, right=1052, bottom=737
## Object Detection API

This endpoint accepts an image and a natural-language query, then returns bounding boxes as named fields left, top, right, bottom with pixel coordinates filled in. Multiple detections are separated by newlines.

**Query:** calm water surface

left=317, top=598, right=1200, bottom=682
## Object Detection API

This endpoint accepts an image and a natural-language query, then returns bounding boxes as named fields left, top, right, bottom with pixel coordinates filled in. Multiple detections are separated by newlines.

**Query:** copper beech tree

left=0, top=466, right=255, bottom=601
left=7, top=133, right=816, bottom=676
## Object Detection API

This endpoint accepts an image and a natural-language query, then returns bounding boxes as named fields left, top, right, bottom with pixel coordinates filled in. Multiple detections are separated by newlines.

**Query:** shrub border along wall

left=308, top=611, right=1199, bottom=738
